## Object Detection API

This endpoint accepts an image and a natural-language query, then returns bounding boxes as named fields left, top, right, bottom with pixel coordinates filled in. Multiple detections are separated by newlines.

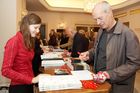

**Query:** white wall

left=0, top=0, right=139, bottom=86
left=114, top=4, right=140, bottom=41
left=29, top=11, right=95, bottom=40
left=30, top=4, right=140, bottom=41
left=0, top=0, right=17, bottom=85
left=0, top=0, right=26, bottom=86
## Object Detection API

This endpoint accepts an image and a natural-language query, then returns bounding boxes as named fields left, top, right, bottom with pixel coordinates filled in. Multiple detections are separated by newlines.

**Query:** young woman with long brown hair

left=1, top=13, right=42, bottom=93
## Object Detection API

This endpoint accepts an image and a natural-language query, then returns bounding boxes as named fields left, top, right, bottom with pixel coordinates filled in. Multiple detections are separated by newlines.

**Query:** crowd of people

left=1, top=1, right=140, bottom=93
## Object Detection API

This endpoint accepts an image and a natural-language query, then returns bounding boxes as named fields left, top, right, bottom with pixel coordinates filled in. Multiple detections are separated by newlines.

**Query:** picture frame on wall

left=75, top=24, right=93, bottom=32
left=75, top=24, right=99, bottom=32
left=76, top=26, right=88, bottom=32
left=75, top=24, right=99, bottom=42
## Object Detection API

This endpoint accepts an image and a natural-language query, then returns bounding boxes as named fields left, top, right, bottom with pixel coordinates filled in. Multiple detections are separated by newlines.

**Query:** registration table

left=39, top=51, right=111, bottom=93
left=44, top=82, right=111, bottom=93
left=40, top=66, right=111, bottom=93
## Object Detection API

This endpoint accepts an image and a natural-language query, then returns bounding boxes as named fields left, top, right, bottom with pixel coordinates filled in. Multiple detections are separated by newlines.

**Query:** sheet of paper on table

left=41, top=60, right=65, bottom=67
left=71, top=70, right=93, bottom=80
left=39, top=75, right=82, bottom=91
left=53, top=48, right=64, bottom=52
left=41, top=52, right=63, bottom=59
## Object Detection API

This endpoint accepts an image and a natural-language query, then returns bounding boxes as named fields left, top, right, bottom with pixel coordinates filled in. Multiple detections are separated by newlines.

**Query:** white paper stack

left=71, top=70, right=93, bottom=80
left=41, top=52, right=63, bottom=59
left=39, top=75, right=82, bottom=91
left=53, top=48, right=64, bottom=52
left=41, top=60, right=65, bottom=67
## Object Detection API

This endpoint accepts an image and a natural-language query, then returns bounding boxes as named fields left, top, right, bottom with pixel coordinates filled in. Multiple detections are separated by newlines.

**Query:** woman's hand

left=32, top=74, right=51, bottom=84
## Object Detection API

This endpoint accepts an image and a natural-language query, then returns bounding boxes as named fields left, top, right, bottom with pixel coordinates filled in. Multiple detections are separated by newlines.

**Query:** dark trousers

left=9, top=84, right=33, bottom=93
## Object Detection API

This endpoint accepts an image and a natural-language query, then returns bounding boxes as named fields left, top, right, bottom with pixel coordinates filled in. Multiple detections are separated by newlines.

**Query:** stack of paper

left=71, top=70, right=93, bottom=80
left=39, top=75, right=82, bottom=91
left=41, top=52, right=63, bottom=60
left=53, top=48, right=64, bottom=52
left=41, top=60, right=65, bottom=67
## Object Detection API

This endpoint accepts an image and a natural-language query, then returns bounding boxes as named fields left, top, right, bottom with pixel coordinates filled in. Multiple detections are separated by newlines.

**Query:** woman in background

left=1, top=13, right=42, bottom=93
left=32, top=32, right=43, bottom=77
left=71, top=29, right=89, bottom=57
left=60, top=30, right=69, bottom=49
left=48, top=29, right=58, bottom=47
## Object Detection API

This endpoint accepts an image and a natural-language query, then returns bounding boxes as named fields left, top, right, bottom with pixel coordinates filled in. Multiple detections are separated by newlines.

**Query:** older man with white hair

left=79, top=1, right=140, bottom=93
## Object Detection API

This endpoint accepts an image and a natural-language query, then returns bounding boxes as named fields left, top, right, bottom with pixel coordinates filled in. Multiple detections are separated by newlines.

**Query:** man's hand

left=92, top=71, right=110, bottom=84
left=79, top=51, right=89, bottom=61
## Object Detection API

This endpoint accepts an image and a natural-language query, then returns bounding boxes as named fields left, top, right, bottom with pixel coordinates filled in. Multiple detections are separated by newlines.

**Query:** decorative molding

left=114, top=12, right=127, bottom=18
left=130, top=8, right=140, bottom=15
left=75, top=24, right=94, bottom=26
left=135, top=28, right=140, bottom=32
left=115, top=8, right=140, bottom=18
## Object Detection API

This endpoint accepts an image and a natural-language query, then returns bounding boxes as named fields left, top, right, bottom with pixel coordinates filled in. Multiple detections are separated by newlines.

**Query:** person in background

left=88, top=32, right=97, bottom=50
left=32, top=32, right=43, bottom=77
left=79, top=1, right=140, bottom=93
left=59, top=27, right=75, bottom=50
left=71, top=29, right=89, bottom=57
left=48, top=29, right=58, bottom=47
left=59, top=30, right=69, bottom=49
left=1, top=13, right=42, bottom=93
left=60, top=27, right=89, bottom=57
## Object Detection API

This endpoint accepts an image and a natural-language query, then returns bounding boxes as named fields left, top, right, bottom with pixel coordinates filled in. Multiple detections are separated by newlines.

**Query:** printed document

left=71, top=70, right=93, bottom=80
left=41, top=60, right=65, bottom=67
left=39, top=75, right=82, bottom=91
